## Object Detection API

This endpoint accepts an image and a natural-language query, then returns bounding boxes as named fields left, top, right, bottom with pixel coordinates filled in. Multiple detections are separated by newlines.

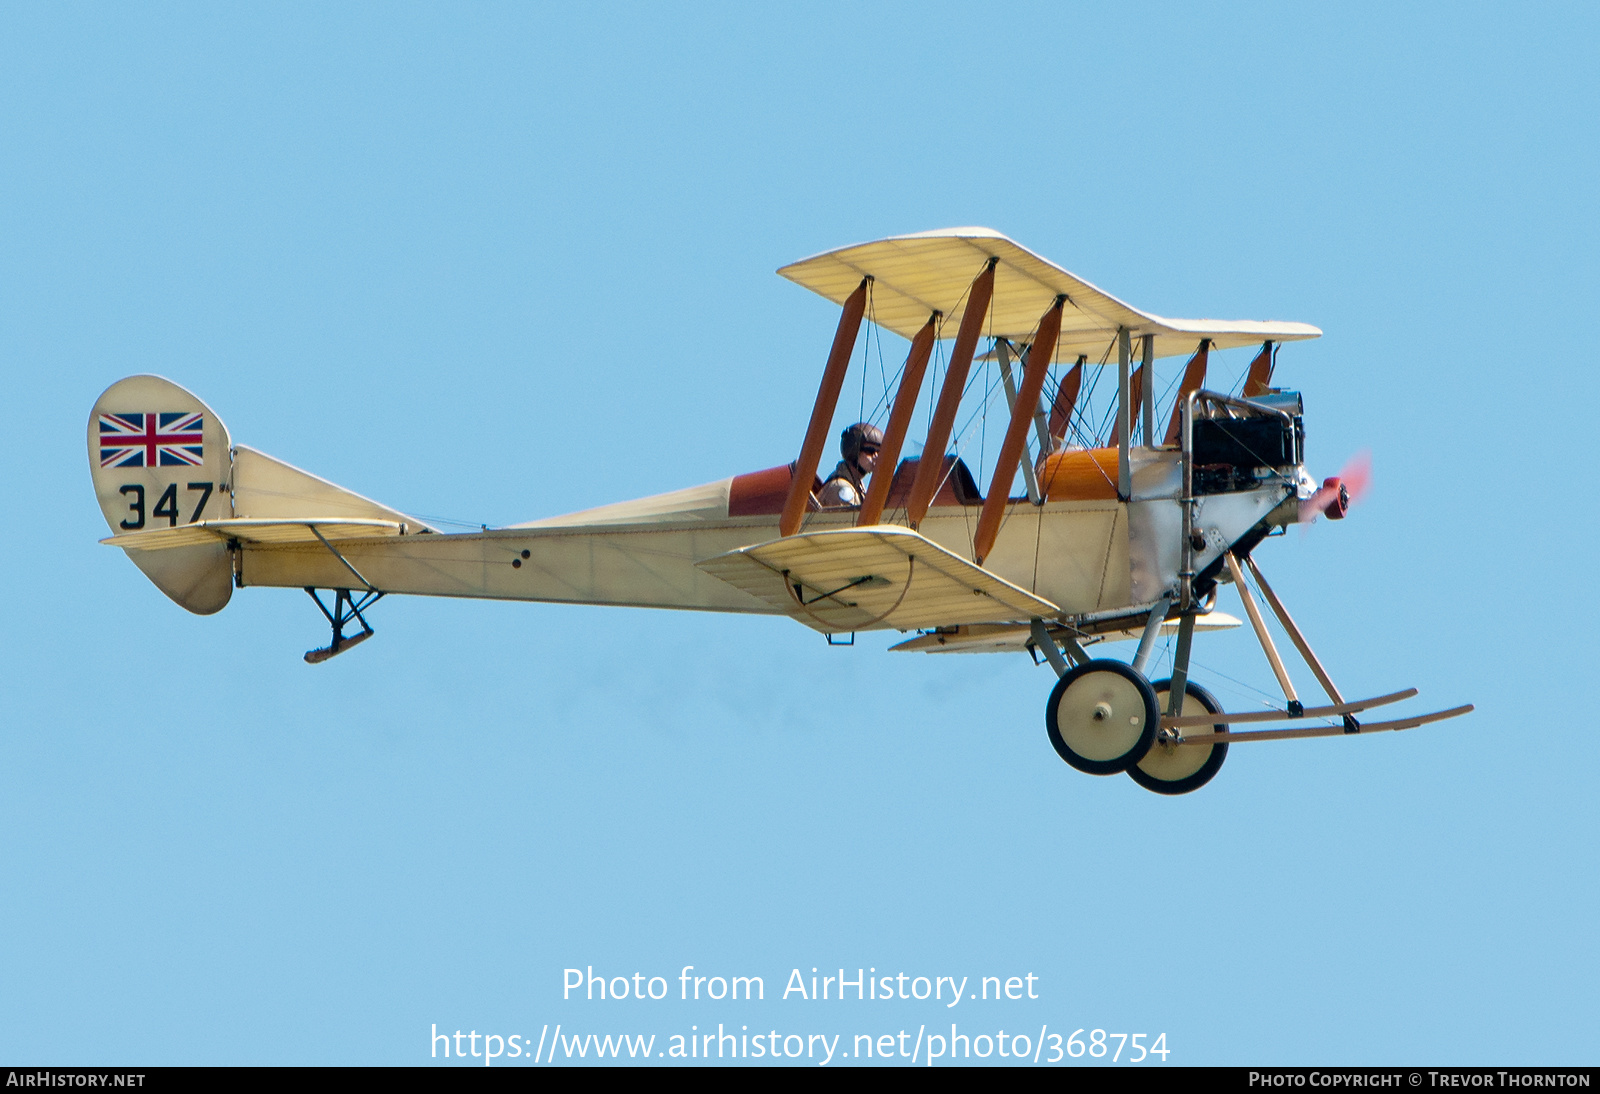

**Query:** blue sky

left=2, top=2, right=1595, bottom=1066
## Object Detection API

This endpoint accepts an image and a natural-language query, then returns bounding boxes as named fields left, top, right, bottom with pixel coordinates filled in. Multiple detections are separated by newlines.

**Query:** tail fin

left=89, top=375, right=429, bottom=614
left=90, top=376, right=236, bottom=613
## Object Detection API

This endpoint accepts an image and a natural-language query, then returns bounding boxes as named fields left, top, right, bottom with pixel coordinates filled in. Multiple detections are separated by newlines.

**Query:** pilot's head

left=841, top=422, right=884, bottom=475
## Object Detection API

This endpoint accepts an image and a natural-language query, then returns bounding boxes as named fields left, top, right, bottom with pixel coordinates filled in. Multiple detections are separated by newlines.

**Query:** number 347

left=118, top=482, right=215, bottom=530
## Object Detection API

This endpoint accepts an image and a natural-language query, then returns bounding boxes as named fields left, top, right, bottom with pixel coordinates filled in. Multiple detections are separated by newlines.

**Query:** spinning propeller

left=1299, top=450, right=1370, bottom=523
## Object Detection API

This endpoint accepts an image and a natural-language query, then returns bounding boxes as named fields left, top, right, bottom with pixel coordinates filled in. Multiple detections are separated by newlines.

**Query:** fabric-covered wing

left=696, top=526, right=1058, bottom=635
left=779, top=228, right=1320, bottom=360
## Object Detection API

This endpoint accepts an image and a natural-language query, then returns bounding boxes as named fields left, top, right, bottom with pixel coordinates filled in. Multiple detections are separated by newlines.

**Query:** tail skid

left=303, top=588, right=384, bottom=664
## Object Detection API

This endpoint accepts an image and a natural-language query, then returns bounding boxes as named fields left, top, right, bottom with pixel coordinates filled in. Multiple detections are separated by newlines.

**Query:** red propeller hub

left=1321, top=477, right=1350, bottom=520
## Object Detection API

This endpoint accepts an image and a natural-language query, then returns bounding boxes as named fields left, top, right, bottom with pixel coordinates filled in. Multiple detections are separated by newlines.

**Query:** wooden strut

left=904, top=259, right=997, bottom=529
left=779, top=277, right=870, bottom=537
left=1047, top=355, right=1085, bottom=445
left=1224, top=551, right=1299, bottom=708
left=1162, top=340, right=1209, bottom=446
left=1241, top=341, right=1274, bottom=398
left=857, top=313, right=938, bottom=527
left=1242, top=554, right=1346, bottom=706
left=972, top=296, right=1063, bottom=564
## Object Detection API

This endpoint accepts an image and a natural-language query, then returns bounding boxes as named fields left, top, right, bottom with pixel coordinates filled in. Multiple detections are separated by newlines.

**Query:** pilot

left=817, top=422, right=884, bottom=508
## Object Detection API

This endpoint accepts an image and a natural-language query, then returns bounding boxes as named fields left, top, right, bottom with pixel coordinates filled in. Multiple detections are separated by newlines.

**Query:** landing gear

left=1044, top=660, right=1159, bottom=775
left=1130, top=679, right=1229, bottom=796
left=303, top=587, right=383, bottom=664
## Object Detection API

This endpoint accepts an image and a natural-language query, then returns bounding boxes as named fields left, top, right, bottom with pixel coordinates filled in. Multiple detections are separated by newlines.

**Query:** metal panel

left=1188, top=486, right=1292, bottom=575
left=1127, top=450, right=1184, bottom=603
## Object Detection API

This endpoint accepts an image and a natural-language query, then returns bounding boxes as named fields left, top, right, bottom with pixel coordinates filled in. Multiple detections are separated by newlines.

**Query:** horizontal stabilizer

left=102, top=518, right=404, bottom=550
left=696, top=525, right=1058, bottom=634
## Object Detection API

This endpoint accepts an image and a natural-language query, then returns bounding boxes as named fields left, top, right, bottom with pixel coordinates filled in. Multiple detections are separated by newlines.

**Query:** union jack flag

left=98, top=412, right=205, bottom=468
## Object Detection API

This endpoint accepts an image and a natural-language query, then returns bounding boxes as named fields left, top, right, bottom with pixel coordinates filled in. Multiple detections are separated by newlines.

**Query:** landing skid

left=1029, top=551, right=1473, bottom=795
left=1161, top=688, right=1418, bottom=730
left=303, top=587, right=383, bottom=664
left=1172, top=703, right=1474, bottom=747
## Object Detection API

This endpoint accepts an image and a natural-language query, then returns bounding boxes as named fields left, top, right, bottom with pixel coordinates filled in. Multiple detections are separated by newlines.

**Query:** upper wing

left=779, top=228, right=1320, bottom=359
left=696, top=525, right=1058, bottom=634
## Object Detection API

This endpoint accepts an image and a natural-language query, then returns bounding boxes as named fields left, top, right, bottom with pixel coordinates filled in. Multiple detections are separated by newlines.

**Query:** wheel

left=1128, top=679, right=1229, bottom=795
left=1045, top=660, right=1160, bottom=775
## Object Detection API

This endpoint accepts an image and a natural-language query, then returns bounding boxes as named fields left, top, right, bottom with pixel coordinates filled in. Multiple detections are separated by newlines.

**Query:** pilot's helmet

left=841, top=422, right=884, bottom=465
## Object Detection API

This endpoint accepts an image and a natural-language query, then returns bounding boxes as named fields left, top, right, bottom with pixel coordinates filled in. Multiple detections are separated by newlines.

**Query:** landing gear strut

left=1131, top=678, right=1229, bottom=795
left=303, top=587, right=383, bottom=664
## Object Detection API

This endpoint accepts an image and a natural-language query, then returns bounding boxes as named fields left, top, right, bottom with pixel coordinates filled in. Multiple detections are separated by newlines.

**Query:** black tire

left=1045, top=659, right=1160, bottom=775
left=1128, top=678, right=1229, bottom=796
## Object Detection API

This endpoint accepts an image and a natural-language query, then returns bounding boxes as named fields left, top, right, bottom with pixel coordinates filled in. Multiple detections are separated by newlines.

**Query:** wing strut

left=780, top=277, right=870, bottom=537
left=995, top=340, right=1042, bottom=505
left=858, top=313, right=938, bottom=527
left=974, top=295, right=1063, bottom=565
left=1141, top=333, right=1156, bottom=448
left=1116, top=328, right=1132, bottom=498
left=1111, top=348, right=1145, bottom=448
left=905, top=259, right=997, bottom=528
left=1047, top=355, right=1085, bottom=449
left=1241, top=341, right=1275, bottom=397
left=1162, top=340, right=1209, bottom=446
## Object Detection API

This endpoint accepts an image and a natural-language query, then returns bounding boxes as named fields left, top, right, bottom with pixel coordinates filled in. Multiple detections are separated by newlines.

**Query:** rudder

left=89, top=375, right=235, bottom=614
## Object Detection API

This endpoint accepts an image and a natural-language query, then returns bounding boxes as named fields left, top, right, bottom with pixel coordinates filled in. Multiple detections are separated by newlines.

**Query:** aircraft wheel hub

left=1045, top=660, right=1160, bottom=776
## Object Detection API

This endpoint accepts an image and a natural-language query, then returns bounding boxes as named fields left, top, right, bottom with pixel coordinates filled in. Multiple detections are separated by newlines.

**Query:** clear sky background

left=2, top=2, right=1596, bottom=1067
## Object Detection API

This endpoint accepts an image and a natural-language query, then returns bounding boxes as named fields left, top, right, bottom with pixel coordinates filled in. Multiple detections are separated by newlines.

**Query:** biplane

left=87, top=228, right=1470, bottom=794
